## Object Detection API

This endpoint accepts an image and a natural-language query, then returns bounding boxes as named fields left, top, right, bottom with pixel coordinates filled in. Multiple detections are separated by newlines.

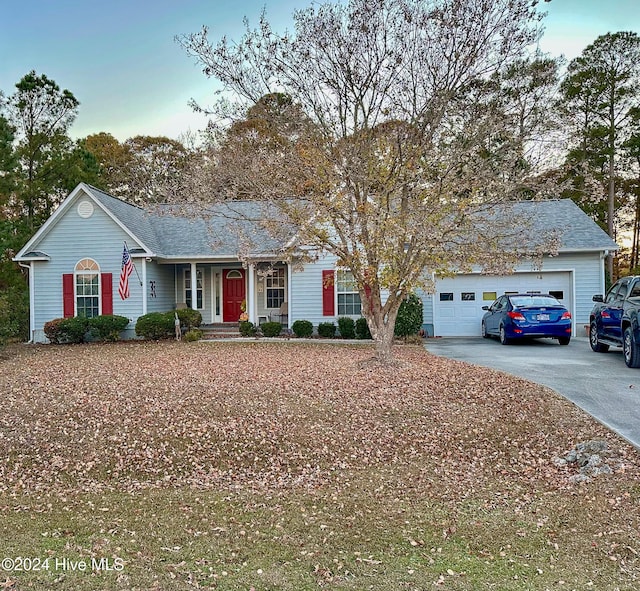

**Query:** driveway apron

left=425, top=337, right=640, bottom=450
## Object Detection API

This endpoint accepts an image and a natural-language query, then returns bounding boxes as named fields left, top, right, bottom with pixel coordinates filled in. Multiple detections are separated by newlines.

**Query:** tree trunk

left=364, top=291, right=401, bottom=366
left=374, top=319, right=397, bottom=365
left=607, top=101, right=616, bottom=280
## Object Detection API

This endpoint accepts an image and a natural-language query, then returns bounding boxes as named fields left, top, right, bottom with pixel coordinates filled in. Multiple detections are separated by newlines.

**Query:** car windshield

left=510, top=295, right=562, bottom=308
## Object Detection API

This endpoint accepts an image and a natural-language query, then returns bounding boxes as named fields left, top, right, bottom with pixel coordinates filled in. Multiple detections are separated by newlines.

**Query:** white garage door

left=433, top=272, right=573, bottom=337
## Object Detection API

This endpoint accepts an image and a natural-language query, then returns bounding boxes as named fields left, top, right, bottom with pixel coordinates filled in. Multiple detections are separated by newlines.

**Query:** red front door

left=222, top=269, right=246, bottom=322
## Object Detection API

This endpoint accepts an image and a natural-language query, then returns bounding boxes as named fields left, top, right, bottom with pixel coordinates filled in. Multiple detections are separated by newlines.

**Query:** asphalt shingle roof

left=88, top=186, right=293, bottom=258
left=87, top=186, right=617, bottom=257
left=512, top=199, right=618, bottom=252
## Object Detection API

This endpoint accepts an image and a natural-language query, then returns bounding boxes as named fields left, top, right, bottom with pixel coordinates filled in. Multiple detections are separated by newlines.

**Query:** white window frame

left=264, top=267, right=286, bottom=309
left=184, top=268, right=204, bottom=310
left=336, top=269, right=362, bottom=316
left=74, top=258, right=101, bottom=318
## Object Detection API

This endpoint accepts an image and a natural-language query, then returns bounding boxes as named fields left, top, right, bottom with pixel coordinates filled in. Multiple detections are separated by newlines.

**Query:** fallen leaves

left=0, top=341, right=638, bottom=503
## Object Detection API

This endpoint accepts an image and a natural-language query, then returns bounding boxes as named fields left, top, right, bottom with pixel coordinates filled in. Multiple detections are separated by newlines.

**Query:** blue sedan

left=481, top=294, right=572, bottom=345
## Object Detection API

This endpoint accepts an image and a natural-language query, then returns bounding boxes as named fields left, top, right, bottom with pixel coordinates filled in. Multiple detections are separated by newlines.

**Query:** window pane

left=461, top=292, right=475, bottom=301
left=439, top=293, right=453, bottom=301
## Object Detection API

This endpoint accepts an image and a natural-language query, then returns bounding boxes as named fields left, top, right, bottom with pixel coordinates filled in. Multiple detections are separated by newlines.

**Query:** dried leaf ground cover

left=0, top=341, right=639, bottom=590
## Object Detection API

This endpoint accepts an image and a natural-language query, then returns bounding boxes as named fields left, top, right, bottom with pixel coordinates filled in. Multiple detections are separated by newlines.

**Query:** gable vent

left=77, top=200, right=94, bottom=219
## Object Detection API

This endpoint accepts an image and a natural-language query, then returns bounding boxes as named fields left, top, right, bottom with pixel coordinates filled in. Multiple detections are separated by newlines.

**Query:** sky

left=0, top=0, right=639, bottom=143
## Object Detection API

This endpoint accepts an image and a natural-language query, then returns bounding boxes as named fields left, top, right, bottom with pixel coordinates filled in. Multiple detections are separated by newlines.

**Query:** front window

left=265, top=268, right=286, bottom=309
left=184, top=268, right=204, bottom=309
left=337, top=269, right=361, bottom=315
left=75, top=259, right=100, bottom=318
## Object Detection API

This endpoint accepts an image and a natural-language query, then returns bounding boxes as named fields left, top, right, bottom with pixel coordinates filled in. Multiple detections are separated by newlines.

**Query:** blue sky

left=1, top=0, right=639, bottom=142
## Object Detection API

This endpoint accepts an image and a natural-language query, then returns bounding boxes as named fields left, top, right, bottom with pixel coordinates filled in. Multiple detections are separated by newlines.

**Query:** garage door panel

left=433, top=272, right=573, bottom=337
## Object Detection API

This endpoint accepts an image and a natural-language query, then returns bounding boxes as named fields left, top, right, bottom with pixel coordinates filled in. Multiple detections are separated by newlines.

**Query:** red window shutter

left=63, top=274, right=74, bottom=318
left=101, top=273, right=113, bottom=315
left=322, top=270, right=335, bottom=316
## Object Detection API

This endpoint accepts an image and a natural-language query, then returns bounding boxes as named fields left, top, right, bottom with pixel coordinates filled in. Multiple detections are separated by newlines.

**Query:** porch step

left=200, top=323, right=241, bottom=339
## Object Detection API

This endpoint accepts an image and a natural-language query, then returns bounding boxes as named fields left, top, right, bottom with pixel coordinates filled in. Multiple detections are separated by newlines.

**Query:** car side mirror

left=592, top=295, right=604, bottom=303
left=481, top=306, right=489, bottom=311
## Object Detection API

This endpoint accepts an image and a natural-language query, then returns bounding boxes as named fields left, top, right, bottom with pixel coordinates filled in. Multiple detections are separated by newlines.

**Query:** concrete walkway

left=424, top=336, right=640, bottom=449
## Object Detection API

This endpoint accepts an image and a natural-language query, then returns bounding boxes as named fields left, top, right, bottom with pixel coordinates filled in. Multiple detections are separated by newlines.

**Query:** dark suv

left=589, top=276, right=640, bottom=368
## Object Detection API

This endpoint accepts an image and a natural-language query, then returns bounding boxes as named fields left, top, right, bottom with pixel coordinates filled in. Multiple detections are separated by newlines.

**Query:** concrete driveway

left=424, top=336, right=640, bottom=449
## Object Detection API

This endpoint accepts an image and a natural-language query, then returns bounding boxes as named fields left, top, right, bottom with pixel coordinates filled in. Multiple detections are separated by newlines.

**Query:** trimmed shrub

left=395, top=293, right=424, bottom=339
left=239, top=321, right=257, bottom=337
left=261, top=321, right=282, bottom=338
left=175, top=307, right=202, bottom=330
left=135, top=312, right=174, bottom=340
left=44, top=316, right=89, bottom=344
left=89, top=315, right=130, bottom=342
left=355, top=317, right=372, bottom=340
left=292, top=319, right=313, bottom=338
left=317, top=322, right=336, bottom=338
left=43, top=318, right=66, bottom=344
left=337, top=316, right=355, bottom=339
left=183, top=329, right=203, bottom=342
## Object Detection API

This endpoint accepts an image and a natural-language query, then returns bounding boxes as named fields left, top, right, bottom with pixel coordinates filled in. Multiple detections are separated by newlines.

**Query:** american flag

left=118, top=243, right=134, bottom=300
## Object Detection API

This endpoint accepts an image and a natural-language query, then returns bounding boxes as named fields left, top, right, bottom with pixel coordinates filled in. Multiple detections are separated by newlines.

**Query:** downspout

left=18, top=262, right=34, bottom=343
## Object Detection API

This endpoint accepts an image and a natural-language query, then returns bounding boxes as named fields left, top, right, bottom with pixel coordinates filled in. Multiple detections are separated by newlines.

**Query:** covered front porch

left=164, top=260, right=291, bottom=327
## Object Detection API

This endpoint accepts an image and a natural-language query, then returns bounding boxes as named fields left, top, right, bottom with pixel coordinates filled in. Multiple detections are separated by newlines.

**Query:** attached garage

left=433, top=271, right=573, bottom=337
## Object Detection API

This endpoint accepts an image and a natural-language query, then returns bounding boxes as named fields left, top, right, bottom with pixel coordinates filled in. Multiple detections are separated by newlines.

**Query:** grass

left=0, top=340, right=639, bottom=590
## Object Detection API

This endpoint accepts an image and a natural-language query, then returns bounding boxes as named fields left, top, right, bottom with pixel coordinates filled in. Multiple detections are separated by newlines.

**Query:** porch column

left=141, top=258, right=147, bottom=315
left=247, top=263, right=256, bottom=323
left=287, top=262, right=292, bottom=329
left=190, top=262, right=197, bottom=311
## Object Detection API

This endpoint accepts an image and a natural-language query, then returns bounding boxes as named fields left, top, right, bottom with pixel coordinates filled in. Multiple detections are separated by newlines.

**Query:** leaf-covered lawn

left=0, top=341, right=639, bottom=590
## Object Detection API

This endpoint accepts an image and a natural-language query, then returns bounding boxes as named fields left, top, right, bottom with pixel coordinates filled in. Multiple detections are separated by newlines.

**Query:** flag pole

left=125, top=241, right=144, bottom=286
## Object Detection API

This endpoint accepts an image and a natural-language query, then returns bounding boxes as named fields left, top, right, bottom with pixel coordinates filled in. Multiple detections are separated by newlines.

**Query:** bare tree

left=178, top=0, right=554, bottom=364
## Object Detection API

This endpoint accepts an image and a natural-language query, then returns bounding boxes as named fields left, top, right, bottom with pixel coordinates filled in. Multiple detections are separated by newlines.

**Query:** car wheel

left=558, top=336, right=570, bottom=346
left=499, top=325, right=510, bottom=345
left=481, top=321, right=490, bottom=339
left=589, top=321, right=609, bottom=352
left=623, top=327, right=640, bottom=368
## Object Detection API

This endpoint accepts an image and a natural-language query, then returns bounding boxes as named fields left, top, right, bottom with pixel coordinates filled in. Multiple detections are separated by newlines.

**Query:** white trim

left=263, top=267, right=286, bottom=311
left=184, top=265, right=204, bottom=311
left=287, top=264, right=292, bottom=328
left=142, top=259, right=148, bottom=315
left=248, top=263, right=256, bottom=323
left=433, top=269, right=576, bottom=337
left=14, top=184, right=155, bottom=261
left=335, top=268, right=362, bottom=317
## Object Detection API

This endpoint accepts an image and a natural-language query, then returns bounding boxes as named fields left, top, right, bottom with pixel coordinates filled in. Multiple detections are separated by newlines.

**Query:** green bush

left=44, top=316, right=89, bottom=344
left=89, top=315, right=130, bottom=342
left=395, top=293, right=424, bottom=339
left=317, top=322, right=336, bottom=338
left=337, top=316, right=355, bottom=339
left=0, top=286, right=29, bottom=345
left=59, top=316, right=90, bottom=344
left=292, top=319, right=313, bottom=338
left=43, top=318, right=65, bottom=344
left=183, top=329, right=203, bottom=342
left=135, top=312, right=174, bottom=340
left=239, top=321, right=257, bottom=337
left=175, top=307, right=202, bottom=330
left=355, top=317, right=372, bottom=339
left=261, top=321, right=282, bottom=338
